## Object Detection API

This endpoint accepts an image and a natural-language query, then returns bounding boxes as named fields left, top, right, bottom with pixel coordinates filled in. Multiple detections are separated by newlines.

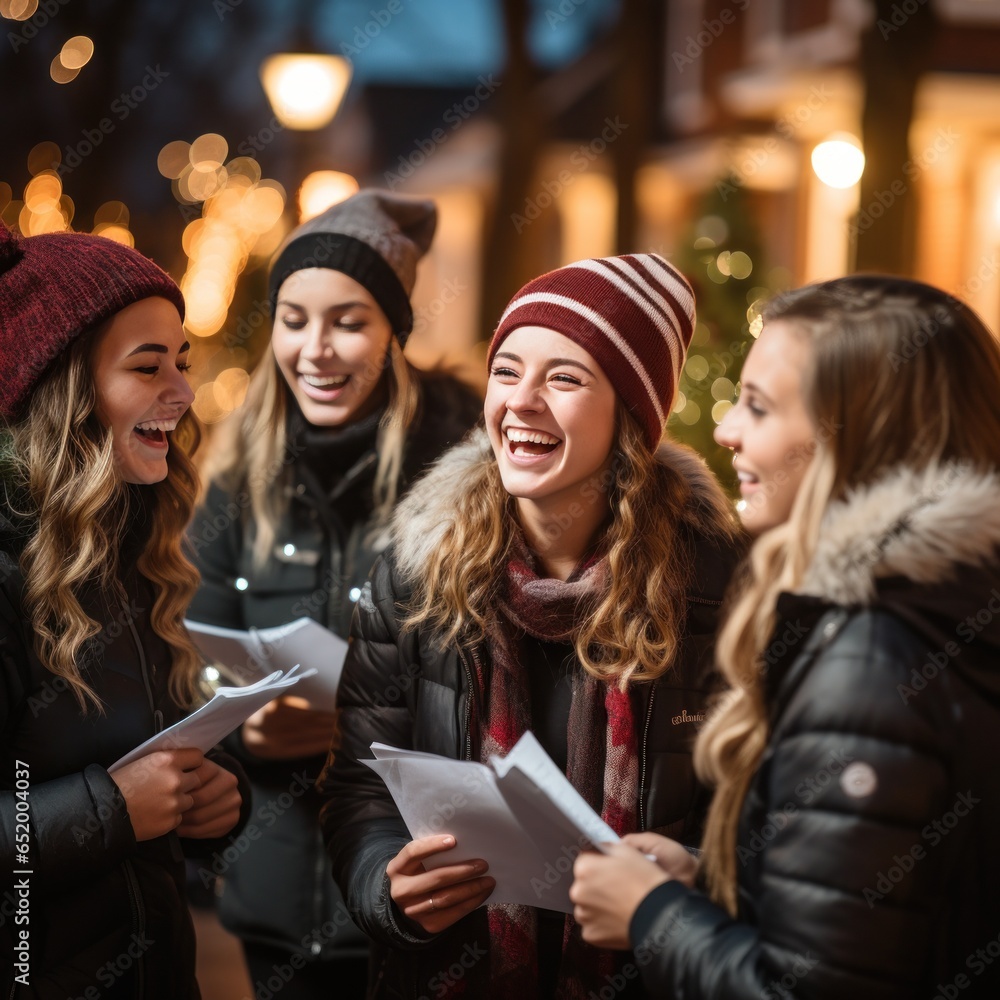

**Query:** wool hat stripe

left=489, top=253, right=696, bottom=450
left=576, top=259, right=685, bottom=374
left=497, top=290, right=665, bottom=425
left=603, top=255, right=695, bottom=348
left=637, top=253, right=696, bottom=319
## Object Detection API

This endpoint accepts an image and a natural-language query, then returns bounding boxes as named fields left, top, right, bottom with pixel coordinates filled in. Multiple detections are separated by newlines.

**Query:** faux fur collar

left=392, top=427, right=737, bottom=584
left=799, top=462, right=1000, bottom=605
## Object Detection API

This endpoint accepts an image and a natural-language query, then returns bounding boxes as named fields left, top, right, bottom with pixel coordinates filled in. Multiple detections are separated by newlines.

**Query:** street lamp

left=811, top=134, right=866, bottom=189
left=259, top=52, right=352, bottom=130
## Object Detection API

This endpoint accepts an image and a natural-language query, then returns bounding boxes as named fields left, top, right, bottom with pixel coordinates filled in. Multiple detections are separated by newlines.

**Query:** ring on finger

left=428, top=895, right=438, bottom=912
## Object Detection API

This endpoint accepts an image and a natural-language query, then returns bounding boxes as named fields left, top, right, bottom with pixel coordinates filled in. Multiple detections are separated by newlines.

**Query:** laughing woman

left=318, top=255, right=743, bottom=999
left=0, top=223, right=247, bottom=999
left=570, top=275, right=1000, bottom=999
left=188, top=190, right=480, bottom=997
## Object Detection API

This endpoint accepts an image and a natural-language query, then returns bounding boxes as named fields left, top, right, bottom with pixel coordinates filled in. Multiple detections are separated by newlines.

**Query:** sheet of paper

left=108, top=666, right=316, bottom=773
left=364, top=733, right=618, bottom=913
left=185, top=617, right=346, bottom=711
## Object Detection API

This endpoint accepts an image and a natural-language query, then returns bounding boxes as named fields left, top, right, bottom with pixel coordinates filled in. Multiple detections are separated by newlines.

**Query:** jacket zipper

left=309, top=830, right=326, bottom=957
left=460, top=648, right=481, bottom=761
left=122, top=598, right=162, bottom=733
left=120, top=601, right=152, bottom=998
left=638, top=683, right=657, bottom=832
left=123, top=859, right=146, bottom=998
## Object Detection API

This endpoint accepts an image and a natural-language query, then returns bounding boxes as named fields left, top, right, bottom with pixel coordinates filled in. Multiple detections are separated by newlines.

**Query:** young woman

left=0, top=222, right=247, bottom=999
left=570, top=275, right=1000, bottom=999
left=318, top=254, right=744, bottom=999
left=188, top=190, right=481, bottom=997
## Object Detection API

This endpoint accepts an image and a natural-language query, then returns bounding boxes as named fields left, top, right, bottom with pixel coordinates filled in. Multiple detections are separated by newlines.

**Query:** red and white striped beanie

left=488, top=254, right=696, bottom=450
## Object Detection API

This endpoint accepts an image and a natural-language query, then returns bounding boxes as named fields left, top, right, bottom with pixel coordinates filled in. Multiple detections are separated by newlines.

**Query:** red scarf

left=469, top=533, right=639, bottom=999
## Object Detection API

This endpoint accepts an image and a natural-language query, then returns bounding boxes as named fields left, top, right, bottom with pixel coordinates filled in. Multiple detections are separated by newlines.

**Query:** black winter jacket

left=629, top=463, right=1000, bottom=999
left=0, top=490, right=250, bottom=1000
left=317, top=430, right=744, bottom=999
left=186, top=371, right=481, bottom=962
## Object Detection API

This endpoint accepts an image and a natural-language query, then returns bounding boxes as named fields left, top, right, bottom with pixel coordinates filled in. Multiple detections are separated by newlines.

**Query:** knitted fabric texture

left=453, top=532, right=638, bottom=1000
left=0, top=222, right=184, bottom=421
left=268, top=189, right=437, bottom=343
left=488, top=254, right=696, bottom=450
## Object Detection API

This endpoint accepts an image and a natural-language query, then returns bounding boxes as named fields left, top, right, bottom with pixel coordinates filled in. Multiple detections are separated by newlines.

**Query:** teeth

left=505, top=428, right=560, bottom=446
left=135, top=419, right=178, bottom=432
left=303, top=374, right=349, bottom=388
left=737, top=471, right=758, bottom=484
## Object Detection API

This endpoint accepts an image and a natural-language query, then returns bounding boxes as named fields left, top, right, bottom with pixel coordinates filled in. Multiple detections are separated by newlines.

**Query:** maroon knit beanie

left=0, top=222, right=185, bottom=422
left=488, top=254, right=696, bottom=450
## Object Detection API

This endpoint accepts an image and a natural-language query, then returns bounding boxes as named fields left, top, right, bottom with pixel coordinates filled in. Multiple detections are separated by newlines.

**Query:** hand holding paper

left=184, top=617, right=347, bottom=711
left=364, top=732, right=619, bottom=913
left=108, top=665, right=316, bottom=773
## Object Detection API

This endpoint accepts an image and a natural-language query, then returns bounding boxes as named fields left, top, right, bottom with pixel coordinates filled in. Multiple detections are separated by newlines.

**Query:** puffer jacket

left=186, top=370, right=482, bottom=962
left=317, top=429, right=744, bottom=999
left=0, top=490, right=250, bottom=1000
left=630, top=462, right=1000, bottom=999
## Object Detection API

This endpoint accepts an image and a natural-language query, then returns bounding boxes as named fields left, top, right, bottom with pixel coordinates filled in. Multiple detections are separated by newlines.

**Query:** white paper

left=184, top=617, right=347, bottom=711
left=108, top=665, right=316, bottom=773
left=364, top=732, right=618, bottom=913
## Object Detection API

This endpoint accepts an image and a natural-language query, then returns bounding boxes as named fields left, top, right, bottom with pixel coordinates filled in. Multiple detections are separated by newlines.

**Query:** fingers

left=406, top=876, right=495, bottom=928
left=386, top=835, right=460, bottom=876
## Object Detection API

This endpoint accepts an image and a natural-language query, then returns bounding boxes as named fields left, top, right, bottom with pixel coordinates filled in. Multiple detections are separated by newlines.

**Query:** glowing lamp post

left=811, top=134, right=866, bottom=189
left=259, top=53, right=352, bottom=130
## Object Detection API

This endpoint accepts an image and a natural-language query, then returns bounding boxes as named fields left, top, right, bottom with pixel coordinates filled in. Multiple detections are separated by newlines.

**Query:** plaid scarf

left=466, top=532, right=639, bottom=999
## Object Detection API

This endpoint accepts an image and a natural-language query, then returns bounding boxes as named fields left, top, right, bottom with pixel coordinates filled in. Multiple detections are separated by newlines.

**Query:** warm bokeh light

left=158, top=140, right=192, bottom=180
left=685, top=355, right=710, bottom=382
left=711, top=377, right=735, bottom=402
left=190, top=133, right=229, bottom=170
left=28, top=141, right=60, bottom=174
left=50, top=56, right=81, bottom=85
left=18, top=170, right=70, bottom=235
left=7, top=0, right=38, bottom=20
left=60, top=36, right=94, bottom=70
left=95, top=201, right=130, bottom=226
left=24, top=173, right=61, bottom=214
left=213, top=367, right=251, bottom=410
left=811, top=135, right=866, bottom=189
left=259, top=53, right=352, bottom=130
left=298, top=170, right=359, bottom=222
left=94, top=224, right=135, bottom=246
left=192, top=383, right=228, bottom=424
left=711, top=400, right=733, bottom=424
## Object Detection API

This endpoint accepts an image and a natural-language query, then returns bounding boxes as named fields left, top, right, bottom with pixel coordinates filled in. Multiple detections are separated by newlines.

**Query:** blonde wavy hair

left=696, top=275, right=1000, bottom=914
left=7, top=334, right=203, bottom=713
left=201, top=337, right=419, bottom=568
left=404, top=404, right=739, bottom=687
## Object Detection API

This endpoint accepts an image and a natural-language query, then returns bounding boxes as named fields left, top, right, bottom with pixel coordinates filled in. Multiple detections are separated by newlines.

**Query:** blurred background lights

left=161, top=134, right=289, bottom=357
left=685, top=354, right=710, bottom=382
left=5, top=0, right=38, bottom=20
left=259, top=53, right=352, bottom=130
left=60, top=36, right=94, bottom=70
left=50, top=56, right=80, bottom=85
left=711, top=400, right=733, bottom=423
left=811, top=134, right=866, bottom=189
left=298, top=170, right=359, bottom=222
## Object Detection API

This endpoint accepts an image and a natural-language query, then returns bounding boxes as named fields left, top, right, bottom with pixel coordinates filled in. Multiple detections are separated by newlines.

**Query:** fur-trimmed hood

left=798, top=460, right=1000, bottom=700
left=391, top=426, right=741, bottom=589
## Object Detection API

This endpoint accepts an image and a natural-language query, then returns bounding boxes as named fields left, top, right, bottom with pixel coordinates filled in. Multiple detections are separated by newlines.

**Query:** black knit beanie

left=268, top=189, right=437, bottom=345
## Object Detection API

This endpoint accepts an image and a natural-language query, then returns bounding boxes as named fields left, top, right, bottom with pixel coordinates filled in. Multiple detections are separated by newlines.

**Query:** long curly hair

left=200, top=337, right=420, bottom=568
left=695, top=275, right=1000, bottom=914
left=7, top=333, right=203, bottom=713
left=404, top=404, right=740, bottom=687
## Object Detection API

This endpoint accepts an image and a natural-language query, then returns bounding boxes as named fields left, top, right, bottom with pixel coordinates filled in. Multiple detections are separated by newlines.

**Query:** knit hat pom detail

left=0, top=223, right=24, bottom=274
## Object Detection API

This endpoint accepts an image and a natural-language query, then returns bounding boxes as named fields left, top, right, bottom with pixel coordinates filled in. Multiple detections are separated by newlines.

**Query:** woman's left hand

left=176, top=758, right=242, bottom=839
left=570, top=841, right=672, bottom=949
